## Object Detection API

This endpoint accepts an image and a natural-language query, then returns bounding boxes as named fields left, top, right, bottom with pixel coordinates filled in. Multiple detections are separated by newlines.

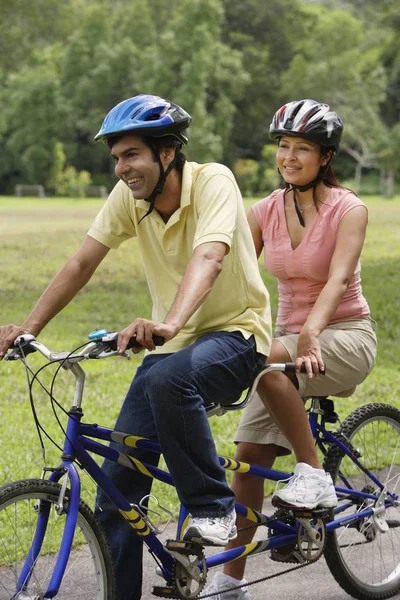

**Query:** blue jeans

left=96, top=331, right=265, bottom=600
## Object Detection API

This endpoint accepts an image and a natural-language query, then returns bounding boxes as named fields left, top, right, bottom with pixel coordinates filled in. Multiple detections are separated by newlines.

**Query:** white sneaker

left=183, top=509, right=237, bottom=546
left=272, top=463, right=338, bottom=509
left=200, top=572, right=250, bottom=600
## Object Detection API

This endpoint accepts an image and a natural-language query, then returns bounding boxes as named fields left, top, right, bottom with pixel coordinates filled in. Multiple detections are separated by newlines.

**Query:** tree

left=0, top=0, right=83, bottom=74
left=2, top=46, right=69, bottom=189
left=220, top=0, right=306, bottom=160
left=376, top=123, right=400, bottom=198
left=280, top=4, right=389, bottom=190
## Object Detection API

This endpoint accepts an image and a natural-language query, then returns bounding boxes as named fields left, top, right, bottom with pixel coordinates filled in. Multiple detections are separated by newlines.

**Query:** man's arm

left=117, top=241, right=228, bottom=352
left=0, top=236, right=109, bottom=358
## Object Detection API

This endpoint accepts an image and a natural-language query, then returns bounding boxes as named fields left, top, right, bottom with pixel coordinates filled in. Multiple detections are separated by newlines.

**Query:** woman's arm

left=247, top=208, right=264, bottom=259
left=297, top=205, right=368, bottom=376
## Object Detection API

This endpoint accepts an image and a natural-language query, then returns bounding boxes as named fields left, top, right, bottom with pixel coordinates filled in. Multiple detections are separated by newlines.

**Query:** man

left=0, top=94, right=271, bottom=599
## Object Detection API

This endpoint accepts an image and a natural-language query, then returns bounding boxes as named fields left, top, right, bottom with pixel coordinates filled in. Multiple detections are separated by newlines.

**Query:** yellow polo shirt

left=88, top=161, right=271, bottom=355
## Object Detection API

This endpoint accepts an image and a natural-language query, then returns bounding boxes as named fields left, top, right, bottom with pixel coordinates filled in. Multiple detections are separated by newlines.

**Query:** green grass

left=0, top=194, right=399, bottom=508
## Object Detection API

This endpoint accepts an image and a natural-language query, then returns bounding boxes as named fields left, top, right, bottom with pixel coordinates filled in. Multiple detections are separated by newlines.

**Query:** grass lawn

left=0, top=194, right=399, bottom=509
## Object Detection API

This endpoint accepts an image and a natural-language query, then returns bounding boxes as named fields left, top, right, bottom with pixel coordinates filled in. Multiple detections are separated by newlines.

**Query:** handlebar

left=5, top=332, right=325, bottom=377
left=5, top=330, right=165, bottom=364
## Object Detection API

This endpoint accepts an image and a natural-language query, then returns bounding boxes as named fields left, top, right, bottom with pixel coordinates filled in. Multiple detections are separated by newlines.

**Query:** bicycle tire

left=0, top=478, right=116, bottom=600
left=323, top=403, right=400, bottom=600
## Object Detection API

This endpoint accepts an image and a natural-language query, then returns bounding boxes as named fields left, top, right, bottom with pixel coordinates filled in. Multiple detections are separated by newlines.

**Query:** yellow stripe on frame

left=127, top=455, right=153, bottom=478
left=235, top=542, right=259, bottom=560
left=110, top=432, right=146, bottom=447
left=244, top=507, right=262, bottom=523
left=220, top=458, right=251, bottom=473
left=123, top=435, right=146, bottom=448
left=118, top=508, right=151, bottom=536
left=178, top=515, right=191, bottom=540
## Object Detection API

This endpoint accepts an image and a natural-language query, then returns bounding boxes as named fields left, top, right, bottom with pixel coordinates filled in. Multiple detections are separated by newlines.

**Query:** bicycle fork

left=16, top=462, right=80, bottom=599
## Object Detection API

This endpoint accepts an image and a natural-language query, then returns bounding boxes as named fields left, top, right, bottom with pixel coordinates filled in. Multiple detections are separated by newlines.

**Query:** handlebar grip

left=6, top=335, right=38, bottom=359
left=103, top=332, right=165, bottom=351
left=285, top=363, right=325, bottom=375
left=126, top=335, right=165, bottom=350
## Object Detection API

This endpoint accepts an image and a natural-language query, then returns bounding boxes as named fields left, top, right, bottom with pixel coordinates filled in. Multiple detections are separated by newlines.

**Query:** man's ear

left=160, top=146, right=176, bottom=168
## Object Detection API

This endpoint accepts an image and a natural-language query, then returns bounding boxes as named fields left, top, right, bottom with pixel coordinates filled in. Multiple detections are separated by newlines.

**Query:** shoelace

left=194, top=514, right=233, bottom=528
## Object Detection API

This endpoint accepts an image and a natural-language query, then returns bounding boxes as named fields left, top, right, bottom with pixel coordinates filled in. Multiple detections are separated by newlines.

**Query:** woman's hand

left=295, top=330, right=325, bottom=378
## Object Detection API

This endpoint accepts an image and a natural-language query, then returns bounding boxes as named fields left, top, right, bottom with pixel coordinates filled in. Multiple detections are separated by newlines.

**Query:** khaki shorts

left=235, top=318, right=377, bottom=455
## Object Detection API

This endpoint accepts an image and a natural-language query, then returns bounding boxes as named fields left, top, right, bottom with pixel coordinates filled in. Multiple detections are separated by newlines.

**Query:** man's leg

left=143, top=331, right=265, bottom=516
left=95, top=354, right=170, bottom=600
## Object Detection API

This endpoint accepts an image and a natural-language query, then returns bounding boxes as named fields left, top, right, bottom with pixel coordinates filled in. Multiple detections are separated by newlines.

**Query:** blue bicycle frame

left=18, top=404, right=393, bottom=598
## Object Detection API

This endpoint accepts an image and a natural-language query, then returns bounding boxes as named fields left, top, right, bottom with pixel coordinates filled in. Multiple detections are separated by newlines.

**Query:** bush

left=48, top=141, right=92, bottom=197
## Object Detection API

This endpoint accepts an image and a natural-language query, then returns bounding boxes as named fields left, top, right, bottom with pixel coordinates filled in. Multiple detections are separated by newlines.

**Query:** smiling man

left=0, top=94, right=272, bottom=600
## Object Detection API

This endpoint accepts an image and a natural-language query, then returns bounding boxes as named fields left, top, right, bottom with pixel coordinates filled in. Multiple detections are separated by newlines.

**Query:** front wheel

left=324, top=403, right=400, bottom=600
left=0, top=478, right=116, bottom=599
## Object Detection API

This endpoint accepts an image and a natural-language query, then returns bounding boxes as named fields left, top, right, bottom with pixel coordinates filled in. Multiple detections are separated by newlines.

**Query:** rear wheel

left=324, top=403, right=400, bottom=599
left=0, top=478, right=116, bottom=599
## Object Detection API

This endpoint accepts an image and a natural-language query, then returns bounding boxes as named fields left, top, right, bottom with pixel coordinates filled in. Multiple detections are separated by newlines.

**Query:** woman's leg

left=262, top=339, right=336, bottom=509
left=223, top=442, right=279, bottom=580
left=259, top=339, right=321, bottom=467
left=222, top=340, right=320, bottom=580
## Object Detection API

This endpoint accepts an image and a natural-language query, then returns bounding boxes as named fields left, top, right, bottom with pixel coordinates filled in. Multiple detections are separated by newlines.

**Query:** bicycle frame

left=9, top=335, right=397, bottom=598
left=19, top=404, right=392, bottom=598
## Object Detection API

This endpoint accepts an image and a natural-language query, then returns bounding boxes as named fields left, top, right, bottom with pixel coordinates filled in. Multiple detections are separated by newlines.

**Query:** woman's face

left=276, top=135, right=328, bottom=186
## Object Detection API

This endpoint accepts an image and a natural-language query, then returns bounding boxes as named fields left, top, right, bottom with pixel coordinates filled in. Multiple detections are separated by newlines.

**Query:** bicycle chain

left=158, top=510, right=321, bottom=599
left=153, top=561, right=313, bottom=599
left=168, top=511, right=315, bottom=599
left=196, top=561, right=313, bottom=599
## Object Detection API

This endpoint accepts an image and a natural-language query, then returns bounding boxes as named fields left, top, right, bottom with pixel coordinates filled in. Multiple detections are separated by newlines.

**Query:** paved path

left=1, top=497, right=397, bottom=600
left=142, top=498, right=351, bottom=600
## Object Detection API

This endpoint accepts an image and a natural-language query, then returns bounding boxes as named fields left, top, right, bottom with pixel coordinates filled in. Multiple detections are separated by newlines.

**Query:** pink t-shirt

left=252, top=187, right=370, bottom=332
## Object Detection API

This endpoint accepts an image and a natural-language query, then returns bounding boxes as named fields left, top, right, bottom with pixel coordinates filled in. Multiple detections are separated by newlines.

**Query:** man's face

left=111, top=135, right=160, bottom=199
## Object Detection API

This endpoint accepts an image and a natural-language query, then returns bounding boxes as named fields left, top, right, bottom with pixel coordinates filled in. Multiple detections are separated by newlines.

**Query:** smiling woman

left=276, top=136, right=329, bottom=190
left=206, top=98, right=379, bottom=598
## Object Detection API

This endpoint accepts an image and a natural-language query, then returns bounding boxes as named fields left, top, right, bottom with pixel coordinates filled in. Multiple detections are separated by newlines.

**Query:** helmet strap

left=290, top=187, right=306, bottom=227
left=284, top=156, right=332, bottom=228
left=138, top=147, right=177, bottom=223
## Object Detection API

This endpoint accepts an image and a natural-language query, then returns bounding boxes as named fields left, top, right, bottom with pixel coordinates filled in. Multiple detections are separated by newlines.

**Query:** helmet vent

left=130, top=108, right=143, bottom=120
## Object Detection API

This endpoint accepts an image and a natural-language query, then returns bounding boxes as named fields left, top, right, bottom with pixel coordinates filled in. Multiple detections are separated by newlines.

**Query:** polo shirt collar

left=134, top=161, right=194, bottom=217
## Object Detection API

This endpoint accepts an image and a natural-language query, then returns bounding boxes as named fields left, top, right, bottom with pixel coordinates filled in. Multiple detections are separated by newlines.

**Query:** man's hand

left=117, top=319, right=177, bottom=354
left=0, top=324, right=33, bottom=360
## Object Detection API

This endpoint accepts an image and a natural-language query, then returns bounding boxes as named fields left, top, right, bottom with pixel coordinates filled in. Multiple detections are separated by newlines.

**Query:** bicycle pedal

left=152, top=585, right=178, bottom=598
left=166, top=539, right=204, bottom=555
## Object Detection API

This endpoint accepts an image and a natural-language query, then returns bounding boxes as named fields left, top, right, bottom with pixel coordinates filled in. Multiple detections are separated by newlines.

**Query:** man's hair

left=107, top=134, right=187, bottom=172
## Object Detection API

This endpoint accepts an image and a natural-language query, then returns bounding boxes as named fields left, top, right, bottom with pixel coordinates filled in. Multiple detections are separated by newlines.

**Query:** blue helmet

left=94, top=94, right=191, bottom=143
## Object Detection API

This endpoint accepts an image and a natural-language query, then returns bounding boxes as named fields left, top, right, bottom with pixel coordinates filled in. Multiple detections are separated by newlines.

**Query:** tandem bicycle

left=1, top=331, right=400, bottom=600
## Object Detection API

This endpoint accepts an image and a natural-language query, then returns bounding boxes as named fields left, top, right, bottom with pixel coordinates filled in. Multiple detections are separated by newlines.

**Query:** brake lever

left=5, top=334, right=38, bottom=361
left=86, top=342, right=131, bottom=360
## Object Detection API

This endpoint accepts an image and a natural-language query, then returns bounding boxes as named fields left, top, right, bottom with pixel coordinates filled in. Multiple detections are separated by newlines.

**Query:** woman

left=206, top=99, right=377, bottom=599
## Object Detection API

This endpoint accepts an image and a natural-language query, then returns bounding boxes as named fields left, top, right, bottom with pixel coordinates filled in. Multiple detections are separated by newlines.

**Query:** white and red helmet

left=269, top=99, right=343, bottom=153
